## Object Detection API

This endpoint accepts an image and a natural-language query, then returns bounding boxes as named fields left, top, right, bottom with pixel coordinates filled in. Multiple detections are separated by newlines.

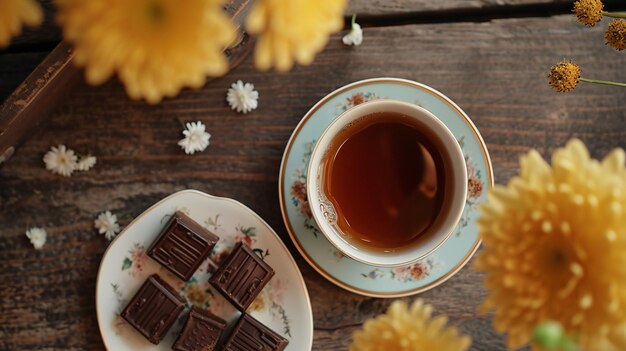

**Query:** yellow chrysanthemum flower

left=246, top=0, right=347, bottom=72
left=56, top=0, right=236, bottom=104
left=350, top=300, right=471, bottom=351
left=0, top=0, right=42, bottom=48
left=475, top=139, right=626, bottom=350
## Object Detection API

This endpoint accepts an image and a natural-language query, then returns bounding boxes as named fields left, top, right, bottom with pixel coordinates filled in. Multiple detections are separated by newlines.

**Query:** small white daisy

left=76, top=155, right=97, bottom=171
left=226, top=80, right=259, bottom=114
left=178, top=122, right=211, bottom=155
left=26, top=227, right=47, bottom=250
left=94, top=211, right=120, bottom=240
left=43, top=145, right=77, bottom=177
left=342, top=15, right=363, bottom=46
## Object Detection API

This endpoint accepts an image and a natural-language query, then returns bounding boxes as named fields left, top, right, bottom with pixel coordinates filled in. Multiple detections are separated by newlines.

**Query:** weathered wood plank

left=0, top=52, right=48, bottom=100
left=346, top=0, right=566, bottom=14
left=0, top=43, right=80, bottom=168
left=1, top=14, right=625, bottom=350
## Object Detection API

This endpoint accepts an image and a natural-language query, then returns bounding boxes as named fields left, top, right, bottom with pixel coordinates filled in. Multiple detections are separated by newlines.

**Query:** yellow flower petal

left=56, top=0, right=236, bottom=103
left=350, top=300, right=471, bottom=351
left=0, top=0, right=42, bottom=48
left=602, top=148, right=626, bottom=173
left=475, top=138, right=626, bottom=350
left=246, top=0, right=347, bottom=71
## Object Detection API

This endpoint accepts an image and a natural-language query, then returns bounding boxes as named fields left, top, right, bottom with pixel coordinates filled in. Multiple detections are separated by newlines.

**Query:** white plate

left=96, top=189, right=313, bottom=350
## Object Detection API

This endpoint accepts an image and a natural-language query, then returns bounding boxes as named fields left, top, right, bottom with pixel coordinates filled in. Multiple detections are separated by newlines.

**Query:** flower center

left=145, top=0, right=165, bottom=25
left=550, top=249, right=567, bottom=267
left=539, top=240, right=576, bottom=287
left=238, top=92, right=247, bottom=103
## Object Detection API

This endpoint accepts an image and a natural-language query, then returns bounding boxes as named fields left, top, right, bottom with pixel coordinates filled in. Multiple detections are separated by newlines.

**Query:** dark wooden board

left=347, top=0, right=566, bottom=14
left=0, top=52, right=48, bottom=99
left=2, top=12, right=626, bottom=349
left=0, top=42, right=80, bottom=167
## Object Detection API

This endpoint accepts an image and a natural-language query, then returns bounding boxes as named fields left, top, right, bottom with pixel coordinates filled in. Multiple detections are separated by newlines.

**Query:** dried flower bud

left=573, top=0, right=604, bottom=26
left=606, top=19, right=626, bottom=50
left=548, top=61, right=581, bottom=92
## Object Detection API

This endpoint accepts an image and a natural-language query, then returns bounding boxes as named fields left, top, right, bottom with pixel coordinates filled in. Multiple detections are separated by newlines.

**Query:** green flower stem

left=602, top=11, right=626, bottom=19
left=351, top=14, right=357, bottom=27
left=580, top=77, right=626, bottom=87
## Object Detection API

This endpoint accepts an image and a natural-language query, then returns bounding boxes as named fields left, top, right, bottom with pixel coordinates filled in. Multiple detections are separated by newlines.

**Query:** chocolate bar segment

left=223, top=314, right=289, bottom=351
left=209, top=242, right=274, bottom=311
left=121, top=274, right=185, bottom=344
left=173, top=306, right=226, bottom=351
left=149, top=211, right=219, bottom=281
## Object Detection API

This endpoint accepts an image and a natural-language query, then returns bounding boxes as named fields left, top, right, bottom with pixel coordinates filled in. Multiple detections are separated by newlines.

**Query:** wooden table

left=1, top=1, right=625, bottom=350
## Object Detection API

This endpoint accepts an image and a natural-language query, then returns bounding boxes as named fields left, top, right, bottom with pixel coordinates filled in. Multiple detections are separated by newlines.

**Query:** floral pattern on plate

left=97, top=190, right=312, bottom=350
left=280, top=78, right=493, bottom=297
left=121, top=243, right=148, bottom=277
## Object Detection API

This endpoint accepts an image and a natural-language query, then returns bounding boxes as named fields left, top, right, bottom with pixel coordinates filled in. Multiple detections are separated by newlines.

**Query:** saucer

left=278, top=78, right=493, bottom=298
left=96, top=190, right=313, bottom=350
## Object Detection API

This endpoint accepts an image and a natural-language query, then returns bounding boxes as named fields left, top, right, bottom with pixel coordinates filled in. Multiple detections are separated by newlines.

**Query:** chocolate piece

left=121, top=274, right=185, bottom=344
left=209, top=242, right=274, bottom=311
left=223, top=314, right=289, bottom=351
left=173, top=306, right=226, bottom=351
left=149, top=211, right=219, bottom=281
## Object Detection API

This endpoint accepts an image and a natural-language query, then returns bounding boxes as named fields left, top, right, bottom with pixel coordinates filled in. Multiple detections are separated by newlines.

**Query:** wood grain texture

left=0, top=42, right=80, bottom=166
left=0, top=52, right=48, bottom=100
left=346, top=0, right=567, bottom=14
left=1, top=11, right=626, bottom=351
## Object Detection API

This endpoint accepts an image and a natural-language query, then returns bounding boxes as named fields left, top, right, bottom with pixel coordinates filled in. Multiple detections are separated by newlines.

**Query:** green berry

left=532, top=321, right=564, bottom=349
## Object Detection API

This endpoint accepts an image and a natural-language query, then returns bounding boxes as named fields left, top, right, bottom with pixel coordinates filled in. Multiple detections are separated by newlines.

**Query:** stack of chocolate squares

left=120, top=211, right=289, bottom=351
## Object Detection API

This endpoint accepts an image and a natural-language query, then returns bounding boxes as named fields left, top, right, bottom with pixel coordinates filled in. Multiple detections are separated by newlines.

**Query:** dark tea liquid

left=323, top=112, right=446, bottom=250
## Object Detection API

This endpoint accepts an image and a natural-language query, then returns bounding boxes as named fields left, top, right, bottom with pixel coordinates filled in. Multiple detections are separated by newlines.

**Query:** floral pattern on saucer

left=289, top=141, right=319, bottom=237
left=335, top=91, right=381, bottom=113
left=456, top=136, right=485, bottom=237
left=280, top=78, right=493, bottom=297
left=361, top=256, right=443, bottom=282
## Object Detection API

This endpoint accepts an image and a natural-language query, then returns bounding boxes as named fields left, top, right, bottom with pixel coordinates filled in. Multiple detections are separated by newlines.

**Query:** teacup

left=307, top=100, right=467, bottom=267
